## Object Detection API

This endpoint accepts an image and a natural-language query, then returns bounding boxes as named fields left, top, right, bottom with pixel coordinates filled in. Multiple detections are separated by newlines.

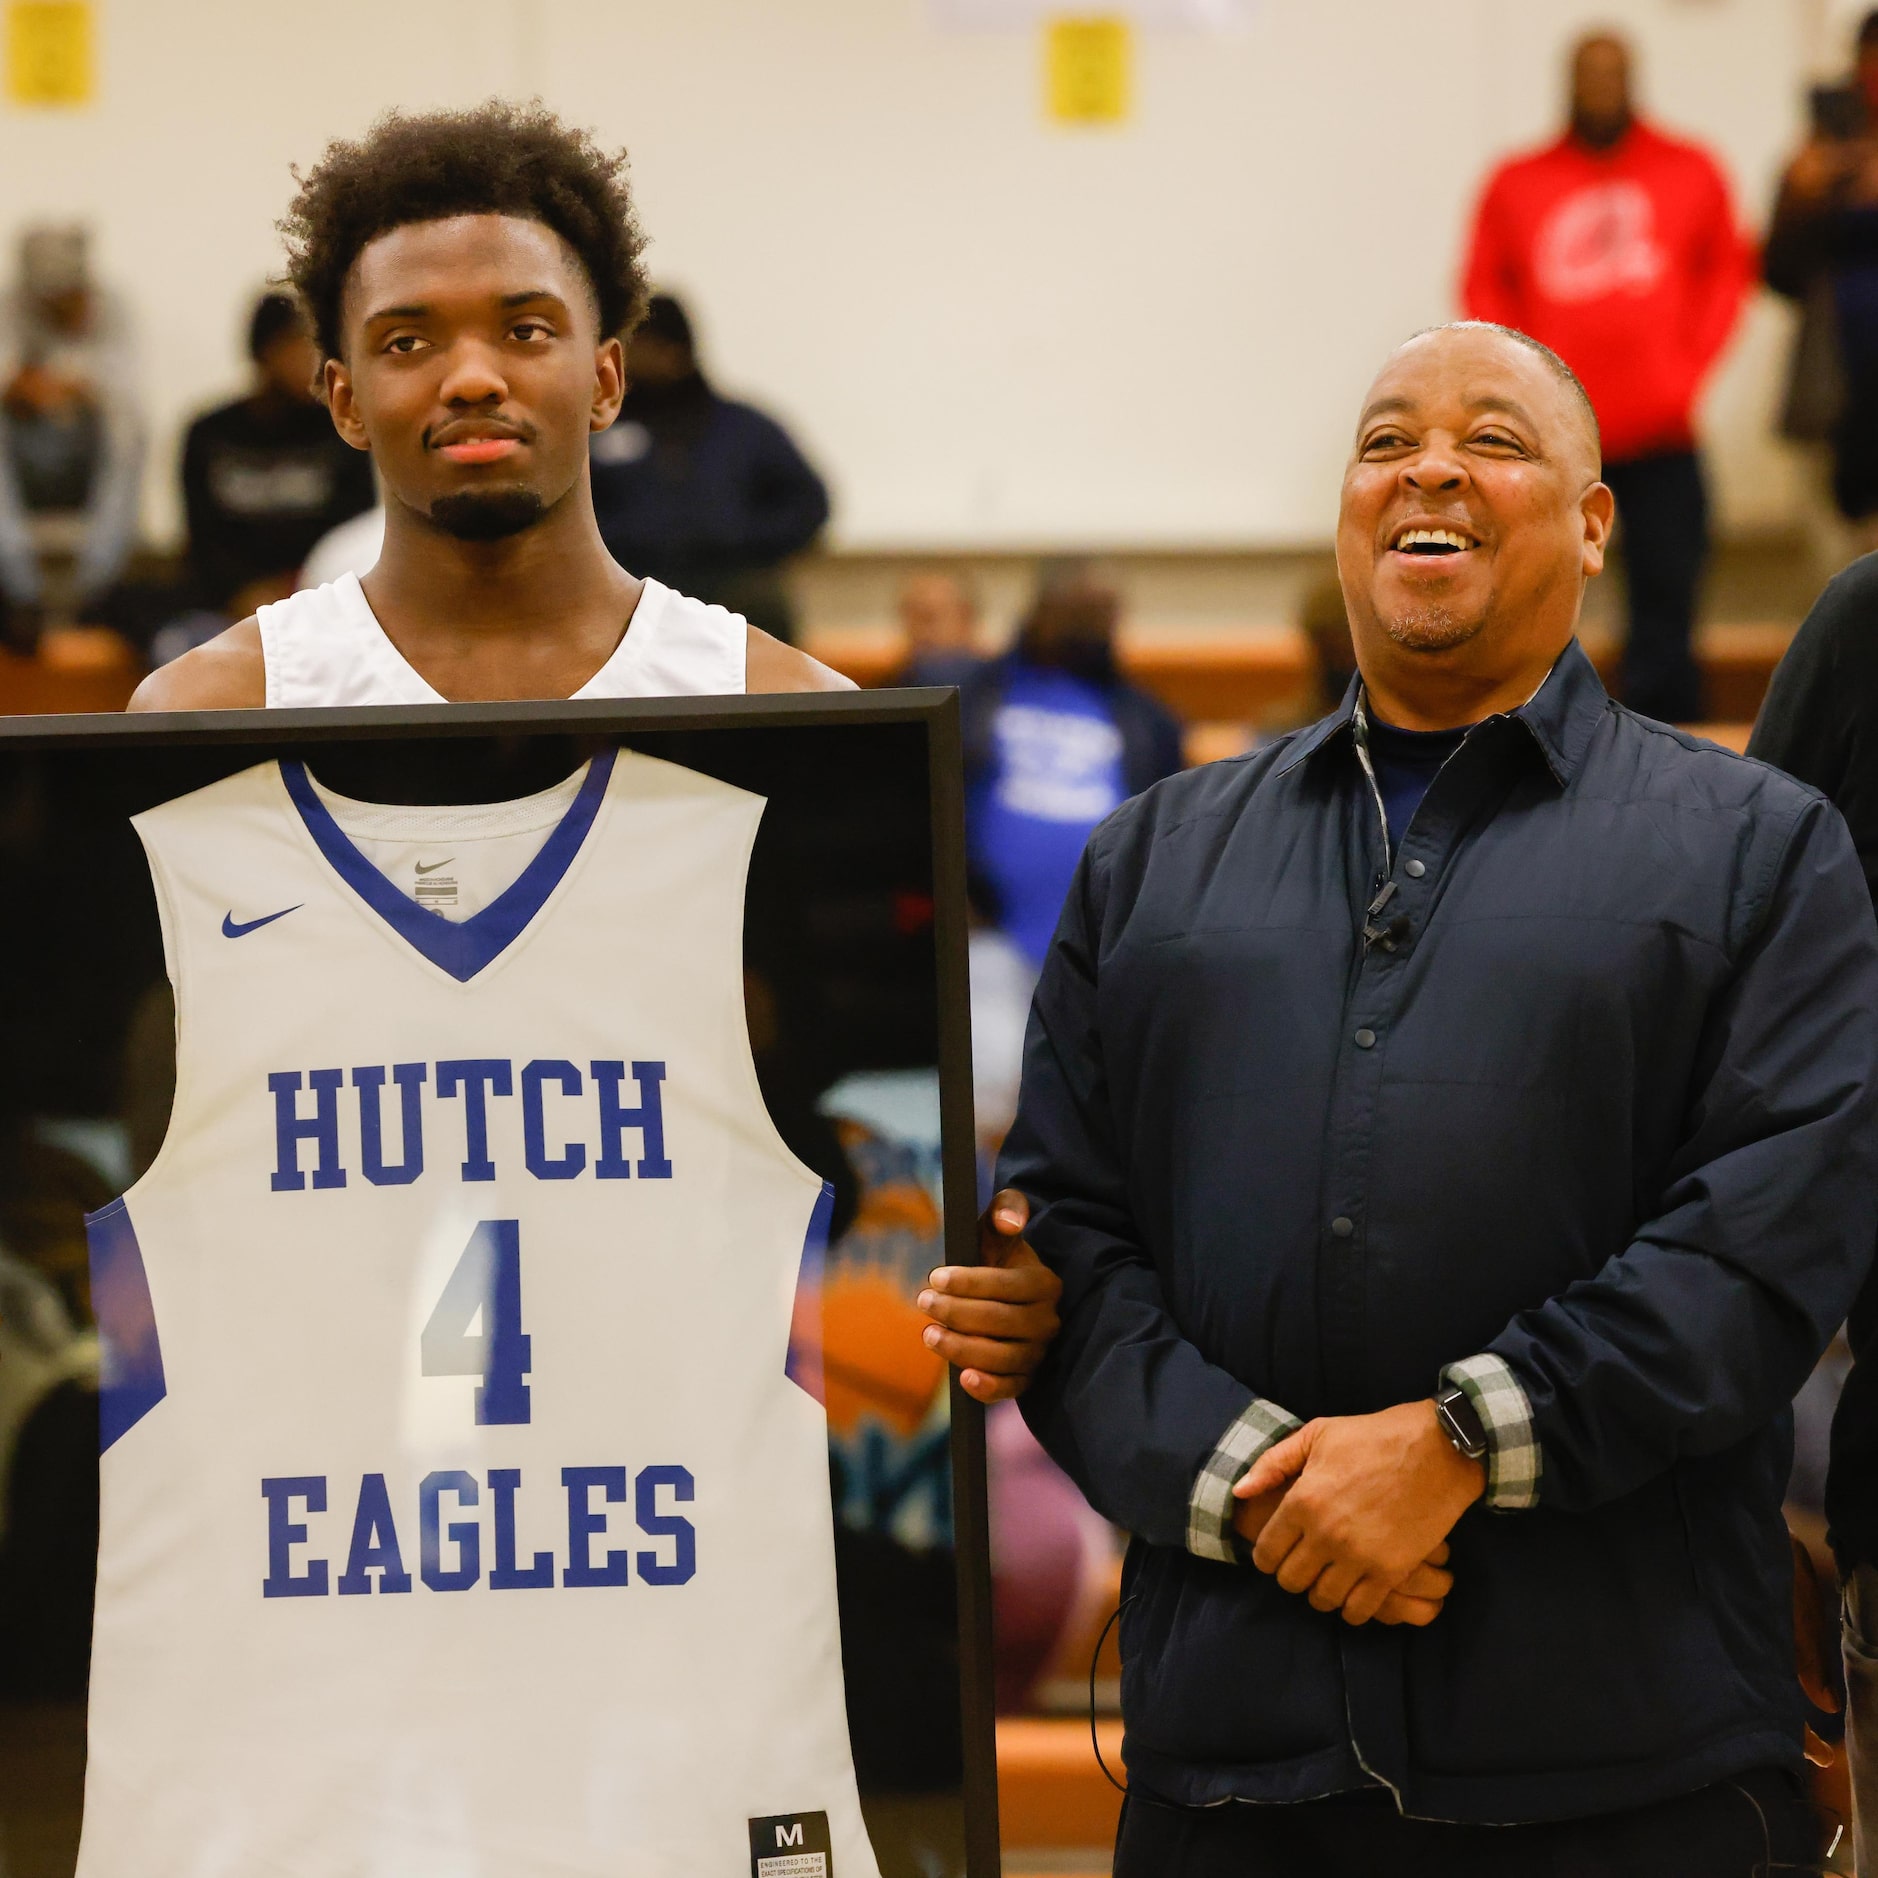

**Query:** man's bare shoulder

left=744, top=625, right=856, bottom=695
left=127, top=618, right=267, bottom=712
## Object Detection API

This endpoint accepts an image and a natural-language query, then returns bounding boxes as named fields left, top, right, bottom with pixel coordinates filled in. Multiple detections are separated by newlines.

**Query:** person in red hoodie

left=1461, top=33, right=1751, bottom=723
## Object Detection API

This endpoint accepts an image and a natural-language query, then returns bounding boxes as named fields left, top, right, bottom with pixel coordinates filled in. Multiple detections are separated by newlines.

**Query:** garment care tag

left=748, top=1810, right=833, bottom=1877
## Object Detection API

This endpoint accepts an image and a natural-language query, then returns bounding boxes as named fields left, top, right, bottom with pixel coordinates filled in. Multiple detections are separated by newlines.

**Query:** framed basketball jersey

left=0, top=694, right=994, bottom=1878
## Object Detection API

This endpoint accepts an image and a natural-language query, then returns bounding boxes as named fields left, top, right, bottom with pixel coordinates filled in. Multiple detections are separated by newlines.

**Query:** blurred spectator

left=181, top=293, right=374, bottom=618
left=0, top=1124, right=104, bottom=1699
left=1250, top=575, right=1358, bottom=751
left=963, top=573, right=1182, bottom=966
left=298, top=502, right=384, bottom=591
left=1766, top=11, right=1878, bottom=555
left=1298, top=572, right=1358, bottom=718
left=0, top=225, right=144, bottom=646
left=969, top=919, right=1035, bottom=1158
left=1461, top=33, right=1750, bottom=722
left=590, top=292, right=829, bottom=643
left=891, top=571, right=985, bottom=688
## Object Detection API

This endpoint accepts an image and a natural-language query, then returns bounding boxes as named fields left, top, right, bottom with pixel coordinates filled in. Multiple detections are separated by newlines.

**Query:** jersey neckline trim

left=325, top=573, right=668, bottom=704
left=279, top=751, right=616, bottom=982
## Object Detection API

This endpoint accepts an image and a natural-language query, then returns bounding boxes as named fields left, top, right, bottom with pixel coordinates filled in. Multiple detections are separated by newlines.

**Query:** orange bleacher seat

left=1686, top=723, right=1752, bottom=754
left=0, top=629, right=141, bottom=715
left=997, top=1715, right=1125, bottom=1851
left=812, top=622, right=1794, bottom=737
left=806, top=625, right=1314, bottom=722
left=1118, top=636, right=1307, bottom=722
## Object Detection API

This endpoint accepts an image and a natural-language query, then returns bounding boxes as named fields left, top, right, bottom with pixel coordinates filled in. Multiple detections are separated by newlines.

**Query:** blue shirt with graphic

left=970, top=666, right=1128, bottom=965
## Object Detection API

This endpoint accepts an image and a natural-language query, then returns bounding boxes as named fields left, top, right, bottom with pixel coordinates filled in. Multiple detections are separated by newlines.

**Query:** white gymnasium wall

left=0, top=0, right=1829, bottom=551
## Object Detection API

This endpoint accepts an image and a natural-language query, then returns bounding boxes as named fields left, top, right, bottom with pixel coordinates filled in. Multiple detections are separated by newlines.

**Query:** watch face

left=1440, top=1393, right=1487, bottom=1457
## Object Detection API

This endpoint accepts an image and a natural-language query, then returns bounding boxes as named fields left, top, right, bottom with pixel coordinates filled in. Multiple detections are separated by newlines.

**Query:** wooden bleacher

left=996, top=1556, right=1126, bottom=1875
left=0, top=620, right=1792, bottom=737
left=0, top=628, right=141, bottom=714
left=803, top=620, right=1790, bottom=760
left=998, top=1717, right=1123, bottom=1875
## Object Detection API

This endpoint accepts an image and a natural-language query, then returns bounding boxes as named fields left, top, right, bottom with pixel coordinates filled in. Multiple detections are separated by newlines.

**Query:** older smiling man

left=1000, top=323, right=1878, bottom=1877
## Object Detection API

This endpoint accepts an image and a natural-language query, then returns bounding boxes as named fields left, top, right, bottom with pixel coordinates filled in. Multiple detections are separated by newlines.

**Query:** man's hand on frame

left=1233, top=1399, right=1484, bottom=1626
left=919, top=1189, right=1063, bottom=1404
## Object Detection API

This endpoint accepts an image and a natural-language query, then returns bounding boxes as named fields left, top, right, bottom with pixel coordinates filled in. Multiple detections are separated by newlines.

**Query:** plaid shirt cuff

left=1186, top=1397, right=1304, bottom=1564
left=1442, top=1353, right=1542, bottom=1511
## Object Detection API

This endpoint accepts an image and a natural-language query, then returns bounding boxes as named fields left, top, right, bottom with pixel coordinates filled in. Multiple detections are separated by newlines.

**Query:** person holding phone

left=1766, top=11, right=1878, bottom=557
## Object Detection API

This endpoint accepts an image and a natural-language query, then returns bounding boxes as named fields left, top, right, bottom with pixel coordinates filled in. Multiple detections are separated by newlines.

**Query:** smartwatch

left=1435, top=1385, right=1488, bottom=1462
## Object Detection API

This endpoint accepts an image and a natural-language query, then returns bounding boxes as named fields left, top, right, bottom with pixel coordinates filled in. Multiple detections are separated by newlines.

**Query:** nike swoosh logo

left=415, top=859, right=455, bottom=875
left=222, top=906, right=302, bottom=939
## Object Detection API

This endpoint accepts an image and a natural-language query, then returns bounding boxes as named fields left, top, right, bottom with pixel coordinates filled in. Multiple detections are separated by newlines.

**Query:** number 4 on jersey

left=421, top=1220, right=531, bottom=1424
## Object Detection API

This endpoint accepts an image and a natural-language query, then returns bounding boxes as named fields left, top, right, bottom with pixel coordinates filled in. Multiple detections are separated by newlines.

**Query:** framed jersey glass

left=0, top=691, right=996, bottom=1878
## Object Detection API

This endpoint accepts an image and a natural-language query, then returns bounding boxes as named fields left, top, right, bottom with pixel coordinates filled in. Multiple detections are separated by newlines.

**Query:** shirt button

left=1404, top=859, right=1426, bottom=878
left=1354, top=1028, right=1376, bottom=1049
left=1330, top=1216, right=1355, bottom=1238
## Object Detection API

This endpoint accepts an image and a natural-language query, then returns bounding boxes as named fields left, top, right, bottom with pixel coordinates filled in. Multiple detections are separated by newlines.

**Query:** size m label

left=749, top=1810, right=832, bottom=1877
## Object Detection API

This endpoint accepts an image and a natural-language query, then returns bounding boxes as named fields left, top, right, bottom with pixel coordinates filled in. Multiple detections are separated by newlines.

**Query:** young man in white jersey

left=131, top=106, right=834, bottom=712
left=129, top=102, right=1057, bottom=1397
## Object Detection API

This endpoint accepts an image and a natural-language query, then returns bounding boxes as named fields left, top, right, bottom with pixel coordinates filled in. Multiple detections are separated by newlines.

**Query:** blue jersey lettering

left=336, top=1473, right=413, bottom=1595
left=268, top=1070, right=347, bottom=1191
left=260, top=1476, right=328, bottom=1597
left=266, top=1057, right=678, bottom=1190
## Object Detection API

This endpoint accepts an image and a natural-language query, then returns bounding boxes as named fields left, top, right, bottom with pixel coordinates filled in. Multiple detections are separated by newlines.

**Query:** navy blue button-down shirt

left=1002, top=640, right=1878, bottom=1822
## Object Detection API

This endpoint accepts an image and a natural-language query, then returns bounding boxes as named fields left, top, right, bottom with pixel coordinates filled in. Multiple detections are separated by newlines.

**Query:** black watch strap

left=1436, top=1385, right=1488, bottom=1462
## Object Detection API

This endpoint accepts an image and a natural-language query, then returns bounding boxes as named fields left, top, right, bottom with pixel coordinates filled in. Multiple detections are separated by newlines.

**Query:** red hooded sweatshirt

left=1460, top=120, right=1752, bottom=462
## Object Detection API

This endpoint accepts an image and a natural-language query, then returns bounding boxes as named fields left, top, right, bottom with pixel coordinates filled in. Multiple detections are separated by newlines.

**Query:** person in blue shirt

left=962, top=575, right=1183, bottom=966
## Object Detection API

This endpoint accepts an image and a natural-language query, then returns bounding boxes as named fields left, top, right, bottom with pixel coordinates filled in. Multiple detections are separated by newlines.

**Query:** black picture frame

left=0, top=687, right=998, bottom=1878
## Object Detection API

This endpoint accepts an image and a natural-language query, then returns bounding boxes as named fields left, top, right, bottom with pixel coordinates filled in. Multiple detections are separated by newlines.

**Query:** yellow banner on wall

left=1045, top=15, right=1130, bottom=125
left=6, top=1, right=93, bottom=106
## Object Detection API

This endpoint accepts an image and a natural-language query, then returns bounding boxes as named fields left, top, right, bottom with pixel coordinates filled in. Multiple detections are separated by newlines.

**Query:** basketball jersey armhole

left=717, top=796, right=837, bottom=1402
left=120, top=817, right=196, bottom=1204
left=719, top=792, right=828, bottom=1196
left=255, top=582, right=357, bottom=710
left=256, top=599, right=289, bottom=709
left=258, top=577, right=441, bottom=710
left=257, top=584, right=341, bottom=710
left=584, top=580, right=748, bottom=699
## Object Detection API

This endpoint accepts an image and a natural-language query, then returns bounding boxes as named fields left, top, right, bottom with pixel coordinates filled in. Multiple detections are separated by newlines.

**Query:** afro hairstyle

left=279, top=100, right=650, bottom=362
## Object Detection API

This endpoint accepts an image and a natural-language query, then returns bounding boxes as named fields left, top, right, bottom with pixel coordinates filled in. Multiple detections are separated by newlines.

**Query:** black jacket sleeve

left=1749, top=555, right=1878, bottom=904
left=1753, top=556, right=1878, bottom=1567
left=1486, top=794, right=1878, bottom=1511
left=1001, top=826, right=1260, bottom=1547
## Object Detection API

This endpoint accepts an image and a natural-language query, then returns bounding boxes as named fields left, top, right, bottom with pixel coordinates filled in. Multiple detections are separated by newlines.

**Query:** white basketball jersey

left=257, top=574, right=748, bottom=707
left=79, top=749, right=880, bottom=1878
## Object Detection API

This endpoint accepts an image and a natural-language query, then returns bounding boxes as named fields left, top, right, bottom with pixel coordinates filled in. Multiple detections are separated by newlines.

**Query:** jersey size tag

left=412, top=859, right=458, bottom=914
left=748, top=1811, right=833, bottom=1877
